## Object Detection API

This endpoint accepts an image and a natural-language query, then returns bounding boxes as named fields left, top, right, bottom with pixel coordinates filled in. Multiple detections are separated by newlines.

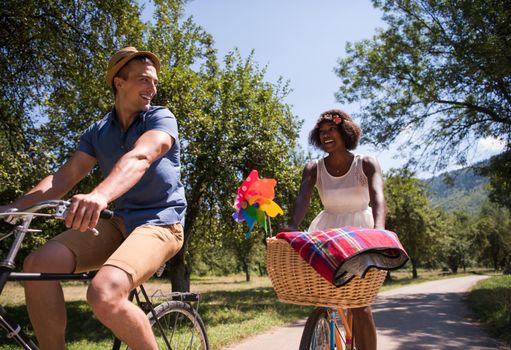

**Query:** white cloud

left=477, top=137, right=506, bottom=154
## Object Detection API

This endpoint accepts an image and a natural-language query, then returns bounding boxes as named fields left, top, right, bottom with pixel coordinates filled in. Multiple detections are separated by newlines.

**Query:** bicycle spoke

left=300, top=307, right=354, bottom=350
left=149, top=301, right=208, bottom=350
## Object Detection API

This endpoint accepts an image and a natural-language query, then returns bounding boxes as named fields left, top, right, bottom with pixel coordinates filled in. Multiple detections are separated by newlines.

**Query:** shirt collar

left=108, top=107, right=147, bottom=126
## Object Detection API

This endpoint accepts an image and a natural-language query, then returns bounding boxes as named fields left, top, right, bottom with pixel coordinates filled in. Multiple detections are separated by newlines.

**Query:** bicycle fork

left=0, top=305, right=39, bottom=350
left=328, top=308, right=354, bottom=350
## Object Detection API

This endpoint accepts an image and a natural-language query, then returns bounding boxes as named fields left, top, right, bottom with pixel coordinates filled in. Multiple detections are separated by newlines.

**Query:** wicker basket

left=266, top=237, right=387, bottom=308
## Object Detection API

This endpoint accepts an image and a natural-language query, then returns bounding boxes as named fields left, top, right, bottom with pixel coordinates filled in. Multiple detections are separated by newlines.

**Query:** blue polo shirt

left=78, top=106, right=187, bottom=233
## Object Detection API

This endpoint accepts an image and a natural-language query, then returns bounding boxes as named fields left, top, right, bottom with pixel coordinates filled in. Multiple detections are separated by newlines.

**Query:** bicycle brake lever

left=55, top=204, right=69, bottom=220
left=89, top=228, right=100, bottom=236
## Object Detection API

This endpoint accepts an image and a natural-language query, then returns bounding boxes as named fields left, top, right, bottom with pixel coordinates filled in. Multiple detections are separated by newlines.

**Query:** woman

left=284, top=109, right=385, bottom=350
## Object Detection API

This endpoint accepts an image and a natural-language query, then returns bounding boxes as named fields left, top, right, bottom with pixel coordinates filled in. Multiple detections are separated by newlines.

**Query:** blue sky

left=182, top=1, right=390, bottom=162
left=142, top=0, right=504, bottom=176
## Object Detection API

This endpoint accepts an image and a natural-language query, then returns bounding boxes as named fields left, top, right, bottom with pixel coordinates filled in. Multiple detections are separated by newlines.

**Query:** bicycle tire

left=146, top=300, right=209, bottom=350
left=299, top=307, right=352, bottom=350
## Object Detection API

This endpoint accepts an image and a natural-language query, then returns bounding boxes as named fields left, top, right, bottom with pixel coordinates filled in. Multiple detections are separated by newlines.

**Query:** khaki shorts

left=52, top=217, right=183, bottom=286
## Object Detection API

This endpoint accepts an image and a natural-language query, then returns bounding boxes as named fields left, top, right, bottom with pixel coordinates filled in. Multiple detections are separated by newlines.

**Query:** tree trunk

left=243, top=260, right=251, bottom=282
left=411, top=258, right=418, bottom=278
left=257, top=262, right=265, bottom=277
left=169, top=248, right=190, bottom=292
left=168, top=178, right=206, bottom=292
left=385, top=271, right=392, bottom=282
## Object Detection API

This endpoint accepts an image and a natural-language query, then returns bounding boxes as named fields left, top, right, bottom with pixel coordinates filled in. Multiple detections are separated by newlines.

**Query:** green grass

left=0, top=301, right=114, bottom=350
left=0, top=276, right=310, bottom=350
left=198, top=287, right=312, bottom=349
left=0, top=271, right=507, bottom=350
left=467, top=275, right=511, bottom=346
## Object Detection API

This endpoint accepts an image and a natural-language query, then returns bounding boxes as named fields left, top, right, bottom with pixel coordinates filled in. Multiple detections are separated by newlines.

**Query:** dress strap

left=315, top=158, right=323, bottom=188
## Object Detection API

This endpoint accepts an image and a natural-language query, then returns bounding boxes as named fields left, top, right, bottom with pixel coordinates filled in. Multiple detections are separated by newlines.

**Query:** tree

left=477, top=150, right=511, bottom=210
left=0, top=0, right=144, bottom=257
left=439, top=211, right=475, bottom=274
left=474, top=202, right=511, bottom=272
left=174, top=48, right=300, bottom=287
left=1, top=0, right=303, bottom=292
left=1, top=0, right=144, bottom=160
left=145, top=2, right=302, bottom=289
left=335, top=0, right=511, bottom=171
left=384, top=168, right=440, bottom=278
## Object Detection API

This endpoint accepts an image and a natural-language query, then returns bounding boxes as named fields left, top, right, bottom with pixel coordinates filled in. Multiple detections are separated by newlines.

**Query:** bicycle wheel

left=147, top=300, right=209, bottom=350
left=299, top=307, right=352, bottom=350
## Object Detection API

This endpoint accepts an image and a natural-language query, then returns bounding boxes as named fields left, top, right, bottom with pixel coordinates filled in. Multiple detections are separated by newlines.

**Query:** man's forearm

left=91, top=152, right=151, bottom=203
left=11, top=175, right=72, bottom=209
left=91, top=130, right=172, bottom=203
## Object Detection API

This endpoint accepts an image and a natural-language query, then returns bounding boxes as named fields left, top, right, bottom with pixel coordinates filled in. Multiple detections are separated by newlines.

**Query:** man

left=0, top=47, right=186, bottom=349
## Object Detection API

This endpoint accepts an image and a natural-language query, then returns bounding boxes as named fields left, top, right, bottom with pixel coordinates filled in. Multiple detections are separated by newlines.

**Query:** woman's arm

left=284, top=160, right=317, bottom=231
left=362, top=155, right=386, bottom=229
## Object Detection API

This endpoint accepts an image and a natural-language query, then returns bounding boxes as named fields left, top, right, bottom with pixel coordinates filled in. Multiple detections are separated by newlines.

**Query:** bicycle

left=299, top=306, right=355, bottom=350
left=0, top=200, right=209, bottom=350
left=267, top=236, right=392, bottom=350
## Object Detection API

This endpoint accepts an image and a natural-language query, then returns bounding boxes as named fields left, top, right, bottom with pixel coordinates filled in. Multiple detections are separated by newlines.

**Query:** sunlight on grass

left=0, top=270, right=506, bottom=350
left=468, top=275, right=511, bottom=345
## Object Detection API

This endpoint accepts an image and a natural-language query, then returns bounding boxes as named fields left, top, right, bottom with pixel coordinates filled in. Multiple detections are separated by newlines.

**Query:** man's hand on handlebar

left=65, top=193, right=108, bottom=232
left=0, top=206, right=19, bottom=225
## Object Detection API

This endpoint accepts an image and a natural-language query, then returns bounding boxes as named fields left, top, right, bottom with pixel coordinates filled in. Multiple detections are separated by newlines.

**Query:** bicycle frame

left=0, top=201, right=171, bottom=350
left=306, top=307, right=355, bottom=350
left=0, top=216, right=96, bottom=349
left=334, top=307, right=354, bottom=350
left=1, top=272, right=163, bottom=349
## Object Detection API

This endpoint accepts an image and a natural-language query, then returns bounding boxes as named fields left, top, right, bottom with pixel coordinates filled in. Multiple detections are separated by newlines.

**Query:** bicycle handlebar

left=99, top=208, right=114, bottom=219
left=0, top=200, right=114, bottom=220
left=0, top=200, right=113, bottom=236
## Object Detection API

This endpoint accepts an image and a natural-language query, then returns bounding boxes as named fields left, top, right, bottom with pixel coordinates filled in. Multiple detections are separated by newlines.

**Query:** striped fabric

left=276, top=227, right=409, bottom=287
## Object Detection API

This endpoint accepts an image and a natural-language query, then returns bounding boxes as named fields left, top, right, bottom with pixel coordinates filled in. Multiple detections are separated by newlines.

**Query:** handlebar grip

left=100, top=209, right=114, bottom=219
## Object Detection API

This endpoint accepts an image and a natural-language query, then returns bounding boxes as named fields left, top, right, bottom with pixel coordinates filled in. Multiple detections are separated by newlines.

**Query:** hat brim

left=106, top=51, right=161, bottom=87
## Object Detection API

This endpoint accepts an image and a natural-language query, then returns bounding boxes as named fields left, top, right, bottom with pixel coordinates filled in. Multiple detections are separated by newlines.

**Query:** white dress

left=308, top=155, right=374, bottom=232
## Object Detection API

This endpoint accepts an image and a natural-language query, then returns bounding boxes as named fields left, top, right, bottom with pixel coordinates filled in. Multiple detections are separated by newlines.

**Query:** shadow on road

left=373, top=291, right=502, bottom=349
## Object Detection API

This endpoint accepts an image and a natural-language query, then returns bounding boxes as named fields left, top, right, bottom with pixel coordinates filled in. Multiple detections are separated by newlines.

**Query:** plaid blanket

left=276, top=227, right=409, bottom=287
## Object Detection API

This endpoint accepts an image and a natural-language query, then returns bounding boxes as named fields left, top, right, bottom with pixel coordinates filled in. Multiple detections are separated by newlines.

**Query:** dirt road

left=223, top=275, right=506, bottom=350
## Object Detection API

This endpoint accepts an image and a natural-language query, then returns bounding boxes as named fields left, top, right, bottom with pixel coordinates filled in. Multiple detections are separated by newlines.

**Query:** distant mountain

left=423, top=162, right=489, bottom=213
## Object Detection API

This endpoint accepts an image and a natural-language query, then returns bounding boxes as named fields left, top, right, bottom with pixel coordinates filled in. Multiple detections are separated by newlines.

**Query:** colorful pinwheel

left=232, top=170, right=284, bottom=238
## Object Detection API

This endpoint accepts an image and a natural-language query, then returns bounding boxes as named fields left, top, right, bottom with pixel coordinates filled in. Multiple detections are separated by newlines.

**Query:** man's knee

left=87, top=282, right=112, bottom=314
left=87, top=267, right=131, bottom=316
left=23, top=241, right=75, bottom=273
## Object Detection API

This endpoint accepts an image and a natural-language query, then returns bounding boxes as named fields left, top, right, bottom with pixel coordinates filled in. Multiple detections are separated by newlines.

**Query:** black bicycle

left=0, top=200, right=209, bottom=350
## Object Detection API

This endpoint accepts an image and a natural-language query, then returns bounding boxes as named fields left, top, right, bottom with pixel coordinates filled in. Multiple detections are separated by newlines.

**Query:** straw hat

left=106, top=47, right=161, bottom=87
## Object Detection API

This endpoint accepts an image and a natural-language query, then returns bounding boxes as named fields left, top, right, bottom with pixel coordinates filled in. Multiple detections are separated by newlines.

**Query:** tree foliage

left=478, top=150, right=511, bottom=210
left=384, top=168, right=441, bottom=277
left=0, top=0, right=303, bottom=290
left=439, top=211, right=475, bottom=274
left=1, top=0, right=144, bottom=256
left=475, top=202, right=511, bottom=272
left=336, top=0, right=511, bottom=171
left=145, top=1, right=302, bottom=287
left=385, top=167, right=511, bottom=275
